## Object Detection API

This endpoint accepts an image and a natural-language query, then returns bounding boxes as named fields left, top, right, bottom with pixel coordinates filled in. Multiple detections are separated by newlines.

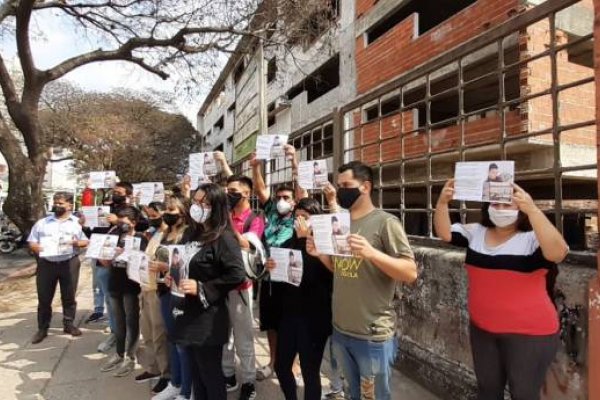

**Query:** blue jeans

left=160, top=293, right=192, bottom=399
left=91, top=261, right=104, bottom=314
left=332, top=329, right=397, bottom=400
left=94, top=264, right=115, bottom=332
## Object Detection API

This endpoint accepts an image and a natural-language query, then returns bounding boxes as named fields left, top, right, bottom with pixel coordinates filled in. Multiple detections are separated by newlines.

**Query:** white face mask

left=488, top=207, right=519, bottom=228
left=276, top=199, right=293, bottom=216
left=190, top=204, right=211, bottom=224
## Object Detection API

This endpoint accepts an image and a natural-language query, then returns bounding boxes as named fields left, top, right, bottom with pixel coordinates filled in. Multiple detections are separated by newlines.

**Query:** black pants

left=189, top=344, right=226, bottom=400
left=36, top=257, right=81, bottom=330
left=470, top=324, right=559, bottom=400
left=275, top=316, right=328, bottom=400
left=110, top=292, right=140, bottom=358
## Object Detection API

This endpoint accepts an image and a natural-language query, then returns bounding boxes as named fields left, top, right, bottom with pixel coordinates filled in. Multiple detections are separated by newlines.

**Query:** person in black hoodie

left=266, top=198, right=333, bottom=400
left=172, top=183, right=246, bottom=400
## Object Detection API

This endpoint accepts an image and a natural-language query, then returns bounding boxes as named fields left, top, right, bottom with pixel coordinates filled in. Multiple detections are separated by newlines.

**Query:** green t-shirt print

left=332, top=209, right=414, bottom=341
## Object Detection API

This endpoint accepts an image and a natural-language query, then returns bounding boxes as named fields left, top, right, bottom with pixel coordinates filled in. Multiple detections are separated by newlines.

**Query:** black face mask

left=227, top=192, right=243, bottom=210
left=149, top=218, right=163, bottom=228
left=336, top=188, right=362, bottom=210
left=163, top=214, right=180, bottom=227
left=52, top=205, right=68, bottom=217
left=112, top=194, right=126, bottom=205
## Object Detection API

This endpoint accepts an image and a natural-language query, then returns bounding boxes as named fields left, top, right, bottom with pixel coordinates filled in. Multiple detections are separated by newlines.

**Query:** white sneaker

left=151, top=383, right=180, bottom=400
left=100, top=353, right=123, bottom=372
left=97, top=333, right=116, bottom=353
left=113, top=356, right=135, bottom=377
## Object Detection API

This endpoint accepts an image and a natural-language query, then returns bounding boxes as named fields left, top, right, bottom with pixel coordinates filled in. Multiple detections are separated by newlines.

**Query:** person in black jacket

left=266, top=198, right=333, bottom=400
left=172, top=183, right=246, bottom=400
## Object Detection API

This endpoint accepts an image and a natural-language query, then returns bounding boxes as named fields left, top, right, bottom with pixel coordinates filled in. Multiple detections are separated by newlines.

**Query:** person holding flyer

left=434, top=180, right=569, bottom=400
left=251, top=144, right=304, bottom=381
left=306, top=161, right=417, bottom=400
left=172, top=183, right=245, bottom=400
left=220, top=174, right=263, bottom=400
left=265, top=198, right=333, bottom=400
left=99, top=206, right=148, bottom=377
left=28, top=192, right=89, bottom=344
left=149, top=197, right=194, bottom=399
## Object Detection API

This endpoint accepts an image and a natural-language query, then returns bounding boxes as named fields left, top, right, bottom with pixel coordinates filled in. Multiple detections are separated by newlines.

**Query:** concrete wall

left=396, top=245, right=595, bottom=399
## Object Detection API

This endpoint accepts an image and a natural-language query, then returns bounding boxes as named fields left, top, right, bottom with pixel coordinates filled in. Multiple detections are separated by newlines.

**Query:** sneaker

left=322, top=389, right=345, bottom=399
left=100, top=353, right=123, bottom=372
left=113, top=356, right=135, bottom=377
left=63, top=325, right=82, bottom=336
left=97, top=333, right=117, bottom=353
left=151, top=382, right=180, bottom=400
left=136, top=371, right=160, bottom=383
left=256, top=365, right=273, bottom=381
left=103, top=326, right=112, bottom=334
left=225, top=375, right=239, bottom=392
left=85, top=312, right=105, bottom=323
left=152, top=378, right=170, bottom=394
left=239, top=383, right=256, bottom=400
left=31, top=329, right=48, bottom=344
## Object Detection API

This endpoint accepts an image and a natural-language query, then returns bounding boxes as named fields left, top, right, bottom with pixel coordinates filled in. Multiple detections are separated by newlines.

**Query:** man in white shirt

left=28, top=192, right=89, bottom=344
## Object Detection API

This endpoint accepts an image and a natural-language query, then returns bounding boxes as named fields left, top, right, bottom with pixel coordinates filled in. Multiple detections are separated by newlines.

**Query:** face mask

left=488, top=208, right=519, bottom=228
left=163, top=213, right=180, bottom=227
left=277, top=199, right=293, bottom=216
left=336, top=188, right=362, bottom=210
left=190, top=204, right=211, bottom=224
left=118, top=222, right=132, bottom=233
left=149, top=218, right=163, bottom=228
left=112, top=194, right=126, bottom=205
left=52, top=205, right=68, bottom=217
left=227, top=193, right=243, bottom=210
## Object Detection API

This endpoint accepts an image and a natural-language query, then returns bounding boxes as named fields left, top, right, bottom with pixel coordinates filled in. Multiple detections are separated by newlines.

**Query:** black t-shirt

left=280, top=235, right=333, bottom=340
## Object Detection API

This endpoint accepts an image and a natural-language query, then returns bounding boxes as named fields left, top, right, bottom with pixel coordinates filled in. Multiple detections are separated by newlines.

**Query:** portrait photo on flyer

left=269, top=247, right=303, bottom=287
left=453, top=161, right=515, bottom=203
left=255, top=134, right=289, bottom=160
left=168, top=245, right=188, bottom=298
left=85, top=234, right=119, bottom=260
left=310, top=212, right=352, bottom=257
left=298, top=160, right=329, bottom=190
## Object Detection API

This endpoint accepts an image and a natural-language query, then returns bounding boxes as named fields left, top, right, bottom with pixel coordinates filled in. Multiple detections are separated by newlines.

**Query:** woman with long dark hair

left=172, top=183, right=246, bottom=400
left=434, top=180, right=569, bottom=400
left=266, top=198, right=333, bottom=400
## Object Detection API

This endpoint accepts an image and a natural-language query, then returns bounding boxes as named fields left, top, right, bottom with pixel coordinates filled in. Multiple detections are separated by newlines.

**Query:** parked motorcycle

left=0, top=226, right=24, bottom=254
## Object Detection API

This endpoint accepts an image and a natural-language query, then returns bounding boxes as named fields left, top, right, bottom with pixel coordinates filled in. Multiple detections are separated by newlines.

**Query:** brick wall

left=355, top=0, right=520, bottom=94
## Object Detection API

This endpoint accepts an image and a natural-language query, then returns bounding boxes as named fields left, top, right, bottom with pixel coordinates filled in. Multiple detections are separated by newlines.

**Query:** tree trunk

left=2, top=155, right=46, bottom=235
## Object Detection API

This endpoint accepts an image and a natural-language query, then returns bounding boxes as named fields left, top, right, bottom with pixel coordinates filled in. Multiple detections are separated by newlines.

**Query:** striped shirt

left=451, top=223, right=559, bottom=336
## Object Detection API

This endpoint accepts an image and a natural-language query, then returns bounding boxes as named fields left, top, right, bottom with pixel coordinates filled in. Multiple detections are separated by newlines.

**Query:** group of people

left=26, top=143, right=569, bottom=400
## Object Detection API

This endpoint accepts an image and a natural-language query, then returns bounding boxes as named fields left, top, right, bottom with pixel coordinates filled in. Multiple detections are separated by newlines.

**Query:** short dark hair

left=331, top=215, right=338, bottom=222
left=116, top=205, right=141, bottom=223
left=275, top=185, right=294, bottom=196
left=227, top=174, right=253, bottom=191
left=296, top=198, right=322, bottom=215
left=338, top=161, right=373, bottom=185
left=480, top=203, right=532, bottom=232
left=115, top=181, right=133, bottom=196
left=489, top=163, right=499, bottom=171
left=53, top=191, right=74, bottom=204
left=147, top=202, right=165, bottom=213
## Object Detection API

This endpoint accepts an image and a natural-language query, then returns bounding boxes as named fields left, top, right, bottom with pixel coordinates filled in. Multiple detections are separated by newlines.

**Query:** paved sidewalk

left=0, top=264, right=439, bottom=400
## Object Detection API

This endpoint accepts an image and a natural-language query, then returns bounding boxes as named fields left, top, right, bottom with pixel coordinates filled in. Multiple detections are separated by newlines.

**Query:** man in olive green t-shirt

left=308, top=161, right=417, bottom=400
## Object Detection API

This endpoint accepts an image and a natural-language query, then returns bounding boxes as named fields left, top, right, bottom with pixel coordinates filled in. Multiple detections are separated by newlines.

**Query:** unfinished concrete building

left=197, top=0, right=597, bottom=398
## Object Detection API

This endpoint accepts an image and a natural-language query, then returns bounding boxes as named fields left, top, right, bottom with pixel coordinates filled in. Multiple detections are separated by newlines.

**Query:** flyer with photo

left=81, top=206, right=111, bottom=229
left=453, top=161, right=515, bottom=203
left=86, top=234, right=119, bottom=260
left=89, top=171, right=116, bottom=189
left=310, top=212, right=352, bottom=257
left=298, top=160, right=329, bottom=190
left=127, top=251, right=152, bottom=287
left=189, top=174, right=212, bottom=191
left=168, top=245, right=188, bottom=298
left=115, top=236, right=142, bottom=262
left=189, top=152, right=219, bottom=178
left=39, top=234, right=74, bottom=258
left=255, top=134, right=289, bottom=160
left=135, top=182, right=165, bottom=205
left=269, top=248, right=303, bottom=287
